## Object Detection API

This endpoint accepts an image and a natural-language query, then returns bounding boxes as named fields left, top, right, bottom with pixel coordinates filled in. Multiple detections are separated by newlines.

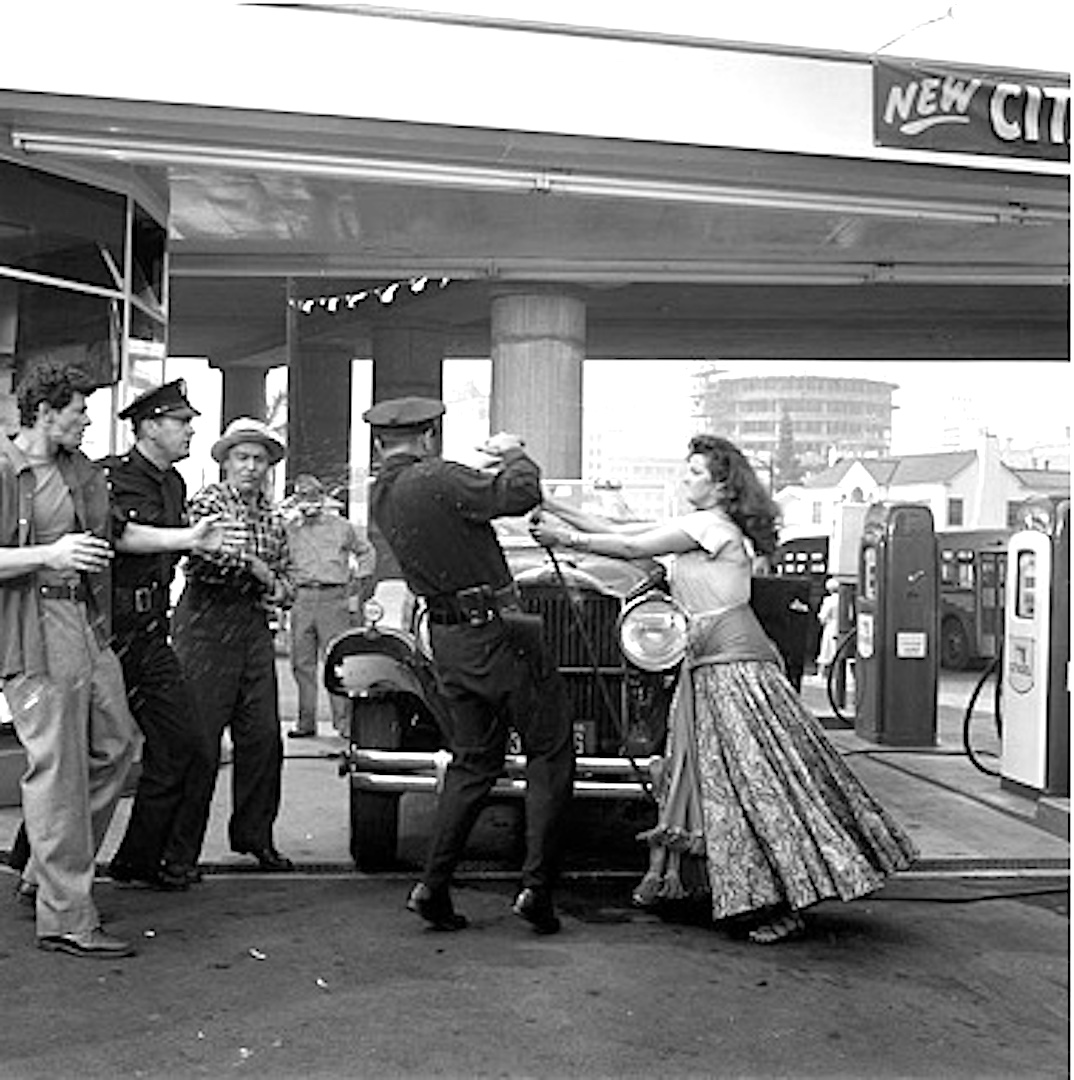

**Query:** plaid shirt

left=182, top=482, right=294, bottom=610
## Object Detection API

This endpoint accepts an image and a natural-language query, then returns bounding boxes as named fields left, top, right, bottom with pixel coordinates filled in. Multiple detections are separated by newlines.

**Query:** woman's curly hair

left=687, top=434, right=781, bottom=556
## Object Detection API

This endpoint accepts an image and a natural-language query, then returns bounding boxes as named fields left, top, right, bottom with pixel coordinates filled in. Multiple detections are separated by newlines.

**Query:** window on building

left=811, top=501, right=823, bottom=524
left=947, top=498, right=964, bottom=527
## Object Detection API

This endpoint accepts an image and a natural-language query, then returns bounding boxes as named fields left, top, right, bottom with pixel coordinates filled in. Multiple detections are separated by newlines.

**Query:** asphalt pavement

left=0, top=664, right=1068, bottom=1079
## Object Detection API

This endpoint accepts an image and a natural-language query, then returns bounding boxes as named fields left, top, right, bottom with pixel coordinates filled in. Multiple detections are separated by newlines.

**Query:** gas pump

left=854, top=503, right=939, bottom=746
left=1000, top=497, right=1070, bottom=797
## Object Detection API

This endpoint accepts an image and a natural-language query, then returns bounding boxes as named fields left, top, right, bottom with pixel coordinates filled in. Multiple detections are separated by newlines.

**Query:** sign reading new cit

left=874, top=60, right=1070, bottom=161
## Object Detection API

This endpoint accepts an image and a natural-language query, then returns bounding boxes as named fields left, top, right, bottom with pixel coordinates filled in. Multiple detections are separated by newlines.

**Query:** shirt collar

left=0, top=433, right=31, bottom=474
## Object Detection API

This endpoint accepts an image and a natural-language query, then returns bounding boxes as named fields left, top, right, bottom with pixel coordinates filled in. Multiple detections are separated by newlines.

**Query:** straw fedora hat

left=211, top=417, right=286, bottom=465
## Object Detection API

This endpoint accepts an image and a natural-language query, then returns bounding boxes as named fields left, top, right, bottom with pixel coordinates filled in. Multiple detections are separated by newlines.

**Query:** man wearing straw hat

left=169, top=417, right=296, bottom=874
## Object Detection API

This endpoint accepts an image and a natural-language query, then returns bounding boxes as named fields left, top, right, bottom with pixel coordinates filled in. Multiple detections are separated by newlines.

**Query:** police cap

left=362, top=396, right=445, bottom=431
left=118, top=379, right=199, bottom=424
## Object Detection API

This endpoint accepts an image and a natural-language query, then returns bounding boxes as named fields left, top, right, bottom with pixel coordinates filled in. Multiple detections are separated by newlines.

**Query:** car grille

left=518, top=583, right=670, bottom=756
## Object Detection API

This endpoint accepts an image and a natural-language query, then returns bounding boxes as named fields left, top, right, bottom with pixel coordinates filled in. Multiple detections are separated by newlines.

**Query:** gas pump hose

left=961, top=650, right=1004, bottom=777
left=541, top=545, right=656, bottom=803
left=825, top=629, right=859, bottom=725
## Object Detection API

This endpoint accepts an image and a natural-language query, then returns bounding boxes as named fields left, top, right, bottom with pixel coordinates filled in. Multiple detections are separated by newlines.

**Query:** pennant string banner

left=288, top=276, right=451, bottom=315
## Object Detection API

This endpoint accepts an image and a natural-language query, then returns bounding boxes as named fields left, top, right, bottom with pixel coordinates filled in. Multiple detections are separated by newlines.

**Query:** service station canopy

left=0, top=4, right=1069, bottom=359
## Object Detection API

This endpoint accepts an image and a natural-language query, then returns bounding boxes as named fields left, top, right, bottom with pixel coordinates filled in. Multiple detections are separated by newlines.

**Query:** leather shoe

left=163, top=862, right=203, bottom=885
left=406, top=882, right=468, bottom=931
left=513, top=887, right=561, bottom=935
left=287, top=728, right=316, bottom=739
left=38, top=927, right=136, bottom=958
left=109, top=861, right=189, bottom=891
left=235, top=846, right=294, bottom=872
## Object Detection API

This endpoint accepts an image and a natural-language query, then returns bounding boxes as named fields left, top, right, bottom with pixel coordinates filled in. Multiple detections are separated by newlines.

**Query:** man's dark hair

left=15, top=361, right=96, bottom=428
left=374, top=423, right=436, bottom=450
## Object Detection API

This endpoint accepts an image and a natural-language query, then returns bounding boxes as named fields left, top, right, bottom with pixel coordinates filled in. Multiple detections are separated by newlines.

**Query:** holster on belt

left=499, top=607, right=545, bottom=661
left=114, top=581, right=166, bottom=620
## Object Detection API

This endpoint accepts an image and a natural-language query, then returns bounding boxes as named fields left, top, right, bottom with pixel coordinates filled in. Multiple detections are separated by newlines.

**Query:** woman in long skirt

left=532, top=434, right=917, bottom=944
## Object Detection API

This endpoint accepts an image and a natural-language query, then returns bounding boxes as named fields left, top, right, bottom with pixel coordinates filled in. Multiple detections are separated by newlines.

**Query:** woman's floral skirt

left=635, top=660, right=918, bottom=921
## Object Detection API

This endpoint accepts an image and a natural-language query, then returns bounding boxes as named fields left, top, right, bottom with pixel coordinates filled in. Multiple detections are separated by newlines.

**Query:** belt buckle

left=133, top=586, right=153, bottom=614
left=456, top=585, right=494, bottom=627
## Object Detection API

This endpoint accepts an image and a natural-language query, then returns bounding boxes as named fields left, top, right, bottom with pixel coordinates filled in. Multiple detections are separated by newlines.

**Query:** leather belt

left=297, top=582, right=348, bottom=591
left=38, top=582, right=88, bottom=603
left=425, top=583, right=520, bottom=627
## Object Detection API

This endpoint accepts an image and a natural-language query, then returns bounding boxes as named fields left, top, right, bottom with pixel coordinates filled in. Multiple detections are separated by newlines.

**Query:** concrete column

left=490, top=290, right=584, bottom=480
left=370, top=324, right=445, bottom=404
left=221, top=366, right=268, bottom=424
left=286, top=342, right=353, bottom=502
left=367, top=323, right=445, bottom=580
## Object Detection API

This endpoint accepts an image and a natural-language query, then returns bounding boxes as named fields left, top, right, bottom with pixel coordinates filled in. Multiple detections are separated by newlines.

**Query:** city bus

left=775, top=528, right=1010, bottom=671
left=936, top=528, right=1010, bottom=670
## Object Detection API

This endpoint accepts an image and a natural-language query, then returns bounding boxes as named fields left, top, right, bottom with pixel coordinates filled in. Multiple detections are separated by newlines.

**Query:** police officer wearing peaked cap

left=117, top=379, right=201, bottom=424
left=362, top=395, right=445, bottom=431
left=365, top=394, right=574, bottom=936
left=101, top=378, right=246, bottom=890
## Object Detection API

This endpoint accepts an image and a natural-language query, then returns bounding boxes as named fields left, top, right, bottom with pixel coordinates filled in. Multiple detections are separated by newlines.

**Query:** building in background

left=692, top=368, right=896, bottom=474
left=777, top=434, right=1070, bottom=539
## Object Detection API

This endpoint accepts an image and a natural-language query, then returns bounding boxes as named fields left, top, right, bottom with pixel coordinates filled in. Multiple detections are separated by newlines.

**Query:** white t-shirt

left=668, top=509, right=752, bottom=616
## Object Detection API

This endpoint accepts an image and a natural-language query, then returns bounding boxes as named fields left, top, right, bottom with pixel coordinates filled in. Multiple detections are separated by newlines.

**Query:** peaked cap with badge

left=118, top=379, right=200, bottom=425
left=362, top=396, right=445, bottom=432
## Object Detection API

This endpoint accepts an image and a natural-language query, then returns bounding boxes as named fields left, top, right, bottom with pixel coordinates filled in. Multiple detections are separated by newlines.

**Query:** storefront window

left=1, top=158, right=168, bottom=454
left=131, top=202, right=166, bottom=316
left=0, top=160, right=126, bottom=292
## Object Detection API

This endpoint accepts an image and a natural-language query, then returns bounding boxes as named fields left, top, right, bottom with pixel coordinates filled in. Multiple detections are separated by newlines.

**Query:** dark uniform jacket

left=100, top=445, right=187, bottom=624
left=369, top=448, right=541, bottom=599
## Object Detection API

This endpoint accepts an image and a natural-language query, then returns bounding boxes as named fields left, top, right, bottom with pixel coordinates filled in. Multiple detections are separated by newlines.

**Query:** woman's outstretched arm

left=540, top=495, right=654, bottom=536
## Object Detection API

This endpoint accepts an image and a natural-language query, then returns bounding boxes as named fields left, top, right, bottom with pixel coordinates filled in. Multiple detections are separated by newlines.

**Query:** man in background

left=283, top=473, right=375, bottom=739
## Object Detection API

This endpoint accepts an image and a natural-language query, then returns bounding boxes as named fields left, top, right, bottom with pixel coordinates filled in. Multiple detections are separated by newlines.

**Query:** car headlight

left=616, top=590, right=689, bottom=671
left=414, top=606, right=433, bottom=661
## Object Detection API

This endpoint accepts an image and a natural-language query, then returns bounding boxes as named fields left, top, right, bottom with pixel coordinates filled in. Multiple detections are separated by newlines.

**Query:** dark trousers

left=170, top=585, right=284, bottom=865
left=111, top=618, right=212, bottom=873
left=424, top=618, right=574, bottom=894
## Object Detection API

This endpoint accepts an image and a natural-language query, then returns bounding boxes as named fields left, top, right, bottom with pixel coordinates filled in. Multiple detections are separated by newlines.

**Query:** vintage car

left=325, top=519, right=811, bottom=872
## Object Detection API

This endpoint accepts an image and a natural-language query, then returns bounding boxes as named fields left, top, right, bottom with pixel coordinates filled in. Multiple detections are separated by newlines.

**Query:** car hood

left=504, top=542, right=666, bottom=601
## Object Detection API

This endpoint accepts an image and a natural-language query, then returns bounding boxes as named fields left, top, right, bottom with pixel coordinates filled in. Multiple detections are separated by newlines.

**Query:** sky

left=581, top=359, right=1071, bottom=459
left=322, top=0, right=1071, bottom=72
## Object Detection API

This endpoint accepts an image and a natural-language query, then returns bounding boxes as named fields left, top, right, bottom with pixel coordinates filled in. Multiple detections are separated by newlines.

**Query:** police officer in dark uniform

left=364, top=396, right=574, bottom=934
left=103, top=380, right=244, bottom=889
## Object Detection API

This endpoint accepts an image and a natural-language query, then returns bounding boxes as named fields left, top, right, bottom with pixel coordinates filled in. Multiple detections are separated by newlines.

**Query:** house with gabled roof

left=776, top=434, right=1069, bottom=539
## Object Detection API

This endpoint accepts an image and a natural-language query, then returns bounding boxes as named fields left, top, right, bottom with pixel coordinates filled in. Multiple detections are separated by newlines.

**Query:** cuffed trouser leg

left=228, top=622, right=284, bottom=852
left=423, top=695, right=504, bottom=893
left=317, top=600, right=353, bottom=731
left=7, top=600, right=139, bottom=938
left=512, top=669, right=574, bottom=893
left=289, top=598, right=319, bottom=733
left=112, top=627, right=200, bottom=873
left=169, top=590, right=240, bottom=870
